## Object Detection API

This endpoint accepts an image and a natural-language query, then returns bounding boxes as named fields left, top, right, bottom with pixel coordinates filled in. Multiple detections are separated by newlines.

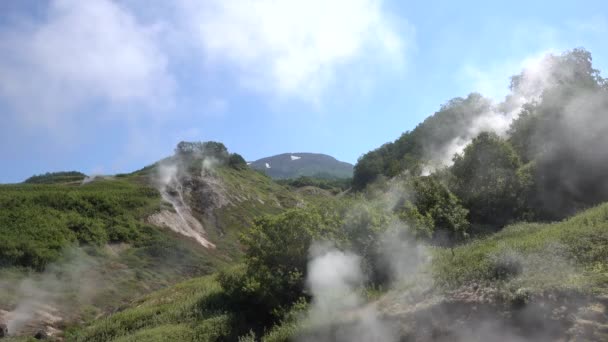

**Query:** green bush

left=217, top=208, right=341, bottom=331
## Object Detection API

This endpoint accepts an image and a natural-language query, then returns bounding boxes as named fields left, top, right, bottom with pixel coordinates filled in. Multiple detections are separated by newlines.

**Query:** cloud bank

left=0, top=0, right=408, bottom=132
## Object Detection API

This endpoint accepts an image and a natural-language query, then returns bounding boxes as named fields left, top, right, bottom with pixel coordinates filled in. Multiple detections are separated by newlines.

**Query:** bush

left=229, top=153, right=248, bottom=170
left=218, top=208, right=341, bottom=330
left=24, top=171, right=86, bottom=184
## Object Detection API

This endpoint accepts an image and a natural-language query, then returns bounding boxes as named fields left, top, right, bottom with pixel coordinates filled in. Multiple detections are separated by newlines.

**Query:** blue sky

left=1, top=0, right=607, bottom=183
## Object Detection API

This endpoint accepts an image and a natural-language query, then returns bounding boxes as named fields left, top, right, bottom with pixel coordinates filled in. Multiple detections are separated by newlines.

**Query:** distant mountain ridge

left=249, top=153, right=353, bottom=179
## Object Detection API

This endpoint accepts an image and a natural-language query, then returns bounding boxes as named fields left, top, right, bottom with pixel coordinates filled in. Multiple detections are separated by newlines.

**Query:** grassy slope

left=433, top=203, right=608, bottom=293
left=71, top=203, right=608, bottom=341
left=0, top=164, right=309, bottom=339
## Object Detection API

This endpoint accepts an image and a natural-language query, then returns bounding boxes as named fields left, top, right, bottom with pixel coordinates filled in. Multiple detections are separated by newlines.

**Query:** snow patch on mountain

left=290, top=155, right=301, bottom=161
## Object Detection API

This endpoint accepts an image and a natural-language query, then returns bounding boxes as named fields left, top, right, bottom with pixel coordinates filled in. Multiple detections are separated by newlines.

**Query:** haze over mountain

left=248, top=153, right=353, bottom=179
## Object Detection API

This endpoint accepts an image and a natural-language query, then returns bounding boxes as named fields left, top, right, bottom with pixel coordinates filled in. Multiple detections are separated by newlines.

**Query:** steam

left=151, top=160, right=216, bottom=248
left=301, top=243, right=398, bottom=342
left=298, top=162, right=592, bottom=341
left=0, top=248, right=103, bottom=336
left=379, top=222, right=431, bottom=283
left=300, top=188, right=432, bottom=341
left=306, top=243, right=364, bottom=318
left=202, top=156, right=220, bottom=173
left=421, top=53, right=563, bottom=174
left=80, top=174, right=114, bottom=185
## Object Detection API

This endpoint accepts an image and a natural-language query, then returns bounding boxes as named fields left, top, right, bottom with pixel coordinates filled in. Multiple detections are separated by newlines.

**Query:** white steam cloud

left=423, top=52, right=566, bottom=174
left=301, top=243, right=397, bottom=342
left=0, top=249, right=103, bottom=337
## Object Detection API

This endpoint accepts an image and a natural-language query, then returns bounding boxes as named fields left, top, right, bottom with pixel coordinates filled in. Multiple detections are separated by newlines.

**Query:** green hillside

left=0, top=142, right=310, bottom=339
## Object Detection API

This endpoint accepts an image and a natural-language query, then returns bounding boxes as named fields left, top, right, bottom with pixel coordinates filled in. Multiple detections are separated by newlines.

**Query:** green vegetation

left=396, top=175, right=469, bottom=244
left=451, top=132, right=524, bottom=228
left=23, top=171, right=86, bottom=184
left=71, top=201, right=608, bottom=341
left=228, top=153, right=248, bottom=170
left=0, top=178, right=159, bottom=270
left=276, top=176, right=351, bottom=193
left=0, top=144, right=312, bottom=339
left=353, top=93, right=492, bottom=189
left=433, top=202, right=608, bottom=292
left=67, top=275, right=228, bottom=342
left=354, top=48, right=608, bottom=230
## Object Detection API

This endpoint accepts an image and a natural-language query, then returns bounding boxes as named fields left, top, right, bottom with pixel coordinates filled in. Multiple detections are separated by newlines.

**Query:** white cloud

left=178, top=0, right=408, bottom=101
left=0, top=0, right=410, bottom=143
left=0, top=0, right=173, bottom=130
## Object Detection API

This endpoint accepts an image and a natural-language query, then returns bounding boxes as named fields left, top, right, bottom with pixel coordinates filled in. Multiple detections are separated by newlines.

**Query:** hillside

left=249, top=153, right=353, bottom=180
left=0, top=142, right=313, bottom=339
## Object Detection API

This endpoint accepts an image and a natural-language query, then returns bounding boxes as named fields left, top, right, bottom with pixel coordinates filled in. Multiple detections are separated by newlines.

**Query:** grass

left=66, top=276, right=231, bottom=342
left=432, top=203, right=608, bottom=293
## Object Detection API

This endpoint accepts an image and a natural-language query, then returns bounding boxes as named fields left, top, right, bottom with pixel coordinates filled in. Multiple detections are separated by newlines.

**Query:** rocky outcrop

left=148, top=210, right=215, bottom=248
left=148, top=167, right=231, bottom=249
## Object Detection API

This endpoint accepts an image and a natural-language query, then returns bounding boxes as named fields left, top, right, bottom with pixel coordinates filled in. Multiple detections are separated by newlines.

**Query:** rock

left=0, top=323, right=7, bottom=338
left=34, top=330, right=48, bottom=340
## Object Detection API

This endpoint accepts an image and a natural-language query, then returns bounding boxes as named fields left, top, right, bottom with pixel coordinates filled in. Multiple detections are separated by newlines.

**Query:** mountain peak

left=249, top=153, right=353, bottom=179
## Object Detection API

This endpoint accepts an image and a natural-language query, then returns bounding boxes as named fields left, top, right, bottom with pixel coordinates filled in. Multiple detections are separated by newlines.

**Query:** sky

left=1, top=0, right=608, bottom=183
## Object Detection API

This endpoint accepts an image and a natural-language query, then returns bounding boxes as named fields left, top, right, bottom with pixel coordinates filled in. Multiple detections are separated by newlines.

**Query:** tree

left=353, top=151, right=385, bottom=189
left=410, top=176, right=469, bottom=245
left=506, top=49, right=608, bottom=220
left=352, top=93, right=493, bottom=189
left=175, top=141, right=229, bottom=161
left=451, top=132, right=523, bottom=228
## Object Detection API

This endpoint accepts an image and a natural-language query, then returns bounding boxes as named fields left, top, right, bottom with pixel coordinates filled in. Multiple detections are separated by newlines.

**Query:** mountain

left=248, top=153, right=353, bottom=179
